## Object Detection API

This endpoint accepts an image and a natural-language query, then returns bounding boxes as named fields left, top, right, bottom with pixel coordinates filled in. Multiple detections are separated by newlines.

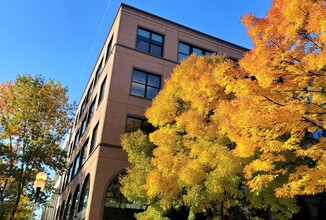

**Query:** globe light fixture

left=34, top=172, right=47, bottom=192
left=30, top=172, right=48, bottom=219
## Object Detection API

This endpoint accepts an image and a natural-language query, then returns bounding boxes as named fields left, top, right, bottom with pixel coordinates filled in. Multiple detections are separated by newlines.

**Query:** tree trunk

left=9, top=190, right=22, bottom=220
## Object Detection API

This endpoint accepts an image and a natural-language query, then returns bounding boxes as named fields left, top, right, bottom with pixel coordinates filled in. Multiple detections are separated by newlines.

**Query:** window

left=105, top=174, right=146, bottom=210
left=80, top=116, right=87, bottom=136
left=88, top=96, right=97, bottom=122
left=81, top=97, right=86, bottom=113
left=66, top=165, right=72, bottom=185
left=136, top=28, right=163, bottom=57
left=74, top=130, right=80, bottom=148
left=178, top=42, right=212, bottom=62
left=59, top=201, right=65, bottom=220
left=89, top=122, right=99, bottom=154
left=80, top=139, right=88, bottom=166
left=86, top=80, right=93, bottom=103
left=98, top=77, right=106, bottom=104
left=69, top=185, right=80, bottom=220
left=73, top=153, right=81, bottom=176
left=78, top=175, right=90, bottom=214
left=126, top=116, right=155, bottom=134
left=106, top=35, right=113, bottom=63
left=131, top=69, right=161, bottom=99
left=63, top=194, right=71, bottom=220
left=95, top=58, right=103, bottom=83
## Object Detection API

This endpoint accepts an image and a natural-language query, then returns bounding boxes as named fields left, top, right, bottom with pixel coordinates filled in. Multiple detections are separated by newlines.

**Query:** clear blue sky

left=0, top=0, right=272, bottom=103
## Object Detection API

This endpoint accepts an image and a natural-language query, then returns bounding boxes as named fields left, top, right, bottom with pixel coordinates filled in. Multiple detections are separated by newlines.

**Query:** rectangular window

left=81, top=98, right=86, bottom=113
left=136, top=28, right=163, bottom=57
left=106, top=36, right=113, bottom=63
left=178, top=42, right=212, bottom=62
left=68, top=164, right=73, bottom=183
left=95, top=58, right=103, bottom=83
left=126, top=116, right=155, bottom=134
left=74, top=152, right=80, bottom=176
left=74, top=129, right=80, bottom=148
left=80, top=139, right=89, bottom=166
left=131, top=69, right=161, bottom=99
left=89, top=122, right=99, bottom=154
left=88, top=96, right=97, bottom=123
left=86, top=81, right=93, bottom=103
left=98, top=77, right=107, bottom=104
left=80, top=116, right=87, bottom=136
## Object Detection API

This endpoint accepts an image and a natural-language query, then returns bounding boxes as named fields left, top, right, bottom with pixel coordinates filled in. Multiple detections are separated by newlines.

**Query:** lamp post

left=30, top=172, right=47, bottom=219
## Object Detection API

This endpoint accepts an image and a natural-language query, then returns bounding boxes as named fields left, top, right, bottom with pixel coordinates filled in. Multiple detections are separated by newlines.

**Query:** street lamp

left=30, top=172, right=47, bottom=219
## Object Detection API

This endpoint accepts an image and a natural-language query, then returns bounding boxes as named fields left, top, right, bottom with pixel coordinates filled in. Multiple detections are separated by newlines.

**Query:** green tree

left=0, top=75, right=75, bottom=220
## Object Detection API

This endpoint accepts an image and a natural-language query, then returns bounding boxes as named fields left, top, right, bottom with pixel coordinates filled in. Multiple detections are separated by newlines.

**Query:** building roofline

left=120, top=3, right=250, bottom=51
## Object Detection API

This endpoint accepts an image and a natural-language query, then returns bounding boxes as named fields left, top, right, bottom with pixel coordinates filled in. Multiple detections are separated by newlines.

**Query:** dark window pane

left=136, top=39, right=149, bottom=53
left=178, top=53, right=188, bottom=62
left=99, top=78, right=106, bottom=102
left=151, top=33, right=163, bottom=45
left=146, top=87, right=159, bottom=99
left=193, top=47, right=203, bottom=55
left=147, top=74, right=160, bottom=87
left=80, top=139, right=88, bottom=165
left=132, top=70, right=146, bottom=84
left=89, top=123, right=98, bottom=153
left=106, top=36, right=113, bottom=63
left=137, top=29, right=150, bottom=39
left=205, top=51, right=212, bottom=56
left=126, top=117, right=142, bottom=132
left=179, top=43, right=190, bottom=54
left=131, top=82, right=145, bottom=97
left=150, top=44, right=162, bottom=57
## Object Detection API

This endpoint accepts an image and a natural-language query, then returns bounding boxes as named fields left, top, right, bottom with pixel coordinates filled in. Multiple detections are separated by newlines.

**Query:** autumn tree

left=231, top=0, right=326, bottom=198
left=121, top=0, right=325, bottom=219
left=216, top=0, right=326, bottom=217
left=0, top=75, right=75, bottom=220
left=121, top=55, right=270, bottom=220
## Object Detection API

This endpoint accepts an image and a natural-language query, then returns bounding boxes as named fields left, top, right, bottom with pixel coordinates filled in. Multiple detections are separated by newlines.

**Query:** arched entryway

left=102, top=173, right=146, bottom=220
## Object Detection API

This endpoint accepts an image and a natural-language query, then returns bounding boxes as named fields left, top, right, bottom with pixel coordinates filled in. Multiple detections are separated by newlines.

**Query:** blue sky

left=0, top=0, right=272, bottom=103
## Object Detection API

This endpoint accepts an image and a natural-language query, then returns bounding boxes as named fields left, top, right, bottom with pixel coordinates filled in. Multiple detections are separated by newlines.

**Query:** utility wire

left=77, top=0, right=113, bottom=98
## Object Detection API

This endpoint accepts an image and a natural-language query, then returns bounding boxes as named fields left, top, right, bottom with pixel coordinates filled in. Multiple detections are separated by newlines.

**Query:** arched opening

left=77, top=174, right=90, bottom=220
left=103, top=173, right=146, bottom=220
left=69, top=185, right=80, bottom=219
left=63, top=194, right=71, bottom=220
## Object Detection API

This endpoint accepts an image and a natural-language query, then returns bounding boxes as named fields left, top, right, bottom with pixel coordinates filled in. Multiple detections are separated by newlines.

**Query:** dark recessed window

left=99, top=77, right=107, bottom=104
left=136, top=28, right=163, bottom=57
left=86, top=81, right=93, bottom=103
left=89, top=122, right=99, bottom=154
left=126, top=116, right=155, bottom=134
left=80, top=116, right=87, bottom=136
left=73, top=153, right=80, bottom=176
left=59, top=201, right=65, bottom=220
left=63, top=194, right=72, bottom=220
left=88, top=96, right=97, bottom=123
left=105, top=174, right=147, bottom=210
left=74, top=130, right=80, bottom=148
left=66, top=165, right=72, bottom=185
left=95, top=58, right=103, bottom=83
left=131, top=69, right=160, bottom=99
left=69, top=185, right=80, bottom=220
left=106, top=35, right=113, bottom=63
left=178, top=42, right=212, bottom=62
left=78, top=175, right=90, bottom=214
left=80, top=139, right=88, bottom=166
